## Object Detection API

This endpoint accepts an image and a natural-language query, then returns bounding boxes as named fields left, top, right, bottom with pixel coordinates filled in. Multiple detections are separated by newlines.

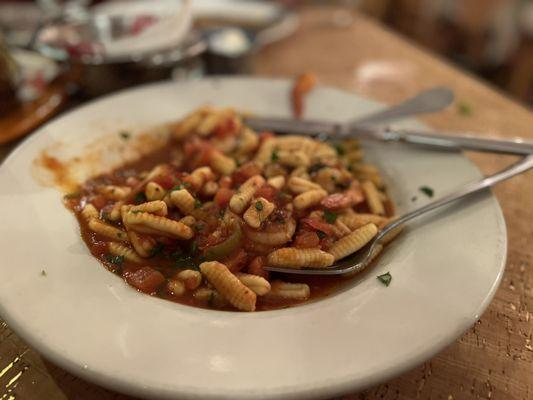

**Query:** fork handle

left=378, top=154, right=533, bottom=241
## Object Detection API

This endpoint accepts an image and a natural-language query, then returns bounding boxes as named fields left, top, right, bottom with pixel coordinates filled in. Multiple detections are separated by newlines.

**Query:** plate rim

left=0, top=77, right=507, bottom=400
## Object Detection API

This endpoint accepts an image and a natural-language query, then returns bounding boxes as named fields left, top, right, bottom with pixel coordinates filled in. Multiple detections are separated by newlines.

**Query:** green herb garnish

left=316, top=231, right=326, bottom=239
left=335, top=144, right=345, bottom=156
left=219, top=208, right=226, bottom=219
left=457, top=101, right=472, bottom=116
left=255, top=201, right=264, bottom=211
left=130, top=210, right=143, bottom=214
left=194, top=199, right=202, bottom=209
left=377, top=272, right=392, bottom=287
left=324, top=210, right=337, bottom=224
left=173, top=254, right=195, bottom=269
left=119, top=131, right=131, bottom=140
left=190, top=240, right=198, bottom=254
left=63, top=192, right=81, bottom=200
left=207, top=291, right=216, bottom=307
left=419, top=186, right=434, bottom=198
left=104, top=254, right=124, bottom=265
left=41, top=270, right=47, bottom=276
left=150, top=243, right=165, bottom=257
left=271, top=149, right=279, bottom=162
left=134, top=192, right=147, bottom=204
left=308, top=163, right=326, bottom=174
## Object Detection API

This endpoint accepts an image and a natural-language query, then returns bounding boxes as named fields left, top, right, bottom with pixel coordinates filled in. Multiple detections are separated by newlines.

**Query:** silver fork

left=265, top=154, right=533, bottom=275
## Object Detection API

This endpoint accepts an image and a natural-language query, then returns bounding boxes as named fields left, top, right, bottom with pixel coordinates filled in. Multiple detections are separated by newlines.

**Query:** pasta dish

left=65, top=106, right=401, bottom=311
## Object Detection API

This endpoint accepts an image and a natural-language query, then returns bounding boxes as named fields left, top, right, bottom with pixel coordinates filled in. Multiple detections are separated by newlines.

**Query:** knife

left=244, top=116, right=533, bottom=156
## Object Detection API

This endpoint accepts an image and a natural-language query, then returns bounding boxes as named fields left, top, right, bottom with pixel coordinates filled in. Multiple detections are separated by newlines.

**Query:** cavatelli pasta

left=124, top=212, right=193, bottom=239
left=229, top=175, right=265, bottom=214
left=235, top=127, right=259, bottom=156
left=293, top=189, right=327, bottom=210
left=210, top=150, right=237, bottom=175
left=184, top=166, right=215, bottom=191
left=267, top=175, right=285, bottom=190
left=145, top=182, right=166, bottom=201
left=337, top=212, right=388, bottom=230
left=108, top=242, right=142, bottom=263
left=174, top=106, right=212, bottom=139
left=127, top=230, right=156, bottom=258
left=267, top=248, right=334, bottom=269
left=287, top=176, right=322, bottom=194
left=361, top=180, right=385, bottom=215
left=199, top=261, right=256, bottom=311
left=328, top=223, right=378, bottom=261
left=235, top=273, right=271, bottom=295
left=88, top=219, right=129, bottom=243
left=201, top=181, right=219, bottom=197
left=264, top=281, right=310, bottom=301
left=99, top=185, right=131, bottom=201
left=170, top=189, right=196, bottom=214
left=176, top=269, right=202, bottom=290
left=243, top=197, right=275, bottom=229
left=81, top=204, right=99, bottom=223
left=130, top=200, right=168, bottom=216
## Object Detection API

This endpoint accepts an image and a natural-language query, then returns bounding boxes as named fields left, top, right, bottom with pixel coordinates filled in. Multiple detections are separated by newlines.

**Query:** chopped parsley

left=316, top=230, right=326, bottom=239
left=271, top=149, right=279, bottom=162
left=172, top=182, right=191, bottom=191
left=104, top=254, right=124, bottom=265
left=119, top=131, right=131, bottom=140
left=190, top=240, right=198, bottom=254
left=130, top=210, right=143, bottom=214
left=323, top=210, right=337, bottom=224
left=457, top=101, right=473, bottom=116
left=40, top=270, right=47, bottom=276
left=219, top=208, right=226, bottom=219
left=207, top=291, right=216, bottom=307
left=150, top=243, right=165, bottom=257
left=377, top=272, right=392, bottom=287
left=411, top=196, right=418, bottom=202
left=194, top=222, right=205, bottom=232
left=63, top=192, right=81, bottom=200
left=134, top=192, right=147, bottom=204
left=308, top=162, right=326, bottom=174
left=173, top=254, right=195, bottom=269
left=194, top=199, right=202, bottom=209
left=255, top=201, right=264, bottom=211
left=334, top=144, right=345, bottom=156
left=419, top=186, right=434, bottom=198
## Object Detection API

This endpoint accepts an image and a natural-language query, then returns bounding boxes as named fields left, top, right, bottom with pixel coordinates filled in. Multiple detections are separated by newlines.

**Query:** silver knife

left=244, top=116, right=533, bottom=156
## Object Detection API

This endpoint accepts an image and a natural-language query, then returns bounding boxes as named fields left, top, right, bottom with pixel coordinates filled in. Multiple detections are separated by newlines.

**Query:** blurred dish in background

left=0, top=43, right=68, bottom=145
left=33, top=0, right=298, bottom=96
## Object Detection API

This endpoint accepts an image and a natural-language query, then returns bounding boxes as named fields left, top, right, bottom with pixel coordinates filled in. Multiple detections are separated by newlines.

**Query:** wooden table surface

left=1, top=7, right=532, bottom=400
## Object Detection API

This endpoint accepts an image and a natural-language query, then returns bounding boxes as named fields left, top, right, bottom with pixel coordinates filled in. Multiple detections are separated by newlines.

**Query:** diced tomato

left=125, top=266, right=165, bottom=294
left=184, top=139, right=214, bottom=168
left=214, top=187, right=234, bottom=207
left=258, top=131, right=275, bottom=144
left=319, top=236, right=335, bottom=251
left=152, top=174, right=174, bottom=190
left=219, top=176, right=232, bottom=189
left=232, top=162, right=262, bottom=185
left=246, top=256, right=269, bottom=279
left=223, top=249, right=249, bottom=273
left=254, top=184, right=278, bottom=202
left=213, top=116, right=240, bottom=138
left=90, top=195, right=107, bottom=210
left=293, top=230, right=320, bottom=248
left=301, top=218, right=335, bottom=236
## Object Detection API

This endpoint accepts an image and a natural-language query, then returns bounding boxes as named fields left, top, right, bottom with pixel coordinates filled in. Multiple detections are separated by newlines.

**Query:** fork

left=265, top=154, right=533, bottom=275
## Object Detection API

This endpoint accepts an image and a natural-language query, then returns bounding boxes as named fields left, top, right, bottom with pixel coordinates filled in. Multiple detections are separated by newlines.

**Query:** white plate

left=0, top=78, right=506, bottom=399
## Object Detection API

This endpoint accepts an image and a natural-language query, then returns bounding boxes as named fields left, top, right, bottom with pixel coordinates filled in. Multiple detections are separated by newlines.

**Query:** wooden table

left=1, top=7, right=532, bottom=400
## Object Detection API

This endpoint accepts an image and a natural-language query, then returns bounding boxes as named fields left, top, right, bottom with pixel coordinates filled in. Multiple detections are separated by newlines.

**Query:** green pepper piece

left=203, top=224, right=243, bottom=261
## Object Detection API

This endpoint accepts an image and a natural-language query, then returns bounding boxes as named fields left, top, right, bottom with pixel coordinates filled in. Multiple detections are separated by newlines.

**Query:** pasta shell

left=108, top=242, right=142, bottom=263
left=130, top=200, right=168, bottom=216
left=81, top=204, right=99, bottom=223
left=235, top=273, right=271, bottom=296
left=170, top=189, right=196, bottom=214
left=125, top=212, right=193, bottom=239
left=328, top=223, right=378, bottom=261
left=293, top=189, right=327, bottom=210
left=264, top=280, right=310, bottom=300
left=361, top=180, right=385, bottom=215
left=88, top=219, right=128, bottom=243
left=199, top=261, right=256, bottom=311
left=267, top=248, right=334, bottom=269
